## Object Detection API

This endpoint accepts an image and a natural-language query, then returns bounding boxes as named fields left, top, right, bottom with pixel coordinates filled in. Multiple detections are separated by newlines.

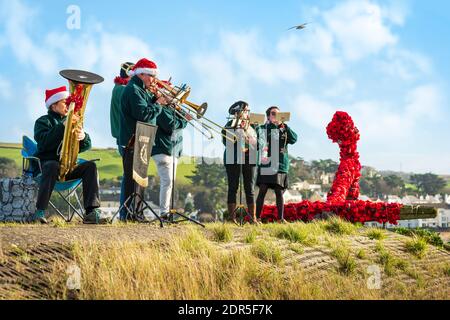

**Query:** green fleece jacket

left=256, top=123, right=298, bottom=173
left=151, top=107, right=188, bottom=158
left=110, top=84, right=126, bottom=142
left=118, top=76, right=163, bottom=147
left=34, top=110, right=92, bottom=161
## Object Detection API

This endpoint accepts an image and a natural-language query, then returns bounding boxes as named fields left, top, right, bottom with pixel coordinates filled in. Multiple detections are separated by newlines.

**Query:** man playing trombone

left=150, top=80, right=193, bottom=218
left=118, top=58, right=169, bottom=220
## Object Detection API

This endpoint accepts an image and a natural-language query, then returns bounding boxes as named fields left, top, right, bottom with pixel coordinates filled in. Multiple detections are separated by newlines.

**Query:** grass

left=267, top=223, right=320, bottom=246
left=0, top=145, right=196, bottom=184
left=209, top=224, right=233, bottom=243
left=366, top=228, right=386, bottom=241
left=323, top=217, right=358, bottom=236
left=328, top=240, right=357, bottom=275
left=356, top=249, right=367, bottom=259
left=405, top=237, right=428, bottom=259
left=244, top=228, right=258, bottom=244
left=375, top=242, right=409, bottom=276
left=250, top=241, right=283, bottom=265
left=3, top=222, right=448, bottom=300
left=392, top=227, right=444, bottom=248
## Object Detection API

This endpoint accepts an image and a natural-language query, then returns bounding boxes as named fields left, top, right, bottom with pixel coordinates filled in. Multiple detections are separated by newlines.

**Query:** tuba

left=58, top=70, right=104, bottom=181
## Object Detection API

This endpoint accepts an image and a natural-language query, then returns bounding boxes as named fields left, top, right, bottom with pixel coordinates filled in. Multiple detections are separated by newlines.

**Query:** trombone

left=152, top=79, right=237, bottom=143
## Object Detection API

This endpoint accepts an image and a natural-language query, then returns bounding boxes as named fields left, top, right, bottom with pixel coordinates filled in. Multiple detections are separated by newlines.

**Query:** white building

left=284, top=190, right=303, bottom=203
left=291, top=181, right=322, bottom=192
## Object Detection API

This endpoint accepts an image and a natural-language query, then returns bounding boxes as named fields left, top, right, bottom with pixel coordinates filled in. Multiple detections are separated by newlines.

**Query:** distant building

left=284, top=190, right=303, bottom=203
left=291, top=181, right=322, bottom=192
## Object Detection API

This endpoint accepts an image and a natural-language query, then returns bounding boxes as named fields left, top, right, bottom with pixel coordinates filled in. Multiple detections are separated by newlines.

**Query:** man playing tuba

left=33, top=86, right=104, bottom=224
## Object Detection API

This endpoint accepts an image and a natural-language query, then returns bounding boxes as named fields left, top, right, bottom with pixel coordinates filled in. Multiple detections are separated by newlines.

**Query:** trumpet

left=152, top=79, right=237, bottom=143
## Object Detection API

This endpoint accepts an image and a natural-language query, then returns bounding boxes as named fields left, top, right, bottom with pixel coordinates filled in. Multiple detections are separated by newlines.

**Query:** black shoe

left=83, top=209, right=109, bottom=225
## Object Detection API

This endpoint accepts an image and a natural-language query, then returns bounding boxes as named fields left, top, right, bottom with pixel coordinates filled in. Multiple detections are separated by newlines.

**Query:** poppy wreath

left=260, top=111, right=402, bottom=224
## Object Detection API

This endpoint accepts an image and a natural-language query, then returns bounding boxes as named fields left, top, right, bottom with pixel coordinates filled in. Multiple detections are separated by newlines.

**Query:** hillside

left=0, top=144, right=196, bottom=185
left=0, top=218, right=449, bottom=300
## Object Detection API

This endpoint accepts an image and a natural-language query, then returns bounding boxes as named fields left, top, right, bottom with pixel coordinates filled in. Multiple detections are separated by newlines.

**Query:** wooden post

left=399, top=205, right=437, bottom=221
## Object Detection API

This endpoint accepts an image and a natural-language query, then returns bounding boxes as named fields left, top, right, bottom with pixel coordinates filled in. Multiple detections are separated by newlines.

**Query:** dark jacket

left=256, top=122, right=298, bottom=173
left=151, top=107, right=188, bottom=158
left=118, top=76, right=162, bottom=147
left=34, top=110, right=92, bottom=161
left=110, top=84, right=126, bottom=143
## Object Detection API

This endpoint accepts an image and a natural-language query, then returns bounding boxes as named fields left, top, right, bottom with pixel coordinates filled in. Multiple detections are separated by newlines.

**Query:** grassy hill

left=0, top=143, right=196, bottom=185
left=0, top=218, right=449, bottom=300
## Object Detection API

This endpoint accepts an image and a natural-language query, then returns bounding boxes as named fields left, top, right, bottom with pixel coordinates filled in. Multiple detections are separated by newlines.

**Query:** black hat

left=120, top=62, right=135, bottom=78
left=228, top=101, right=249, bottom=115
left=266, top=106, right=280, bottom=117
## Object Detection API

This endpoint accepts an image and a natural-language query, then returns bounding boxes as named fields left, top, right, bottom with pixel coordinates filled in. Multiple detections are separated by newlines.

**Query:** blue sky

left=0, top=0, right=449, bottom=174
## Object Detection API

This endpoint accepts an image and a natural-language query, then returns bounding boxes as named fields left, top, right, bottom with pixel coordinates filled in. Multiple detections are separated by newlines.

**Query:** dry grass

left=3, top=218, right=449, bottom=300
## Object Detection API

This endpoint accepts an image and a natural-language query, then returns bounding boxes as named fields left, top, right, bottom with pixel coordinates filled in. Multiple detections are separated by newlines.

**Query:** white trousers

left=152, top=154, right=178, bottom=215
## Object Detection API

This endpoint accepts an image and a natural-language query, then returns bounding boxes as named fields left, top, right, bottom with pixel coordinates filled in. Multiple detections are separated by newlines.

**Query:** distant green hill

left=0, top=144, right=196, bottom=185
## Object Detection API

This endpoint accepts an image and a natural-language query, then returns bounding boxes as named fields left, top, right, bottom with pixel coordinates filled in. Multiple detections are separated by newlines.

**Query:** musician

left=150, top=84, right=192, bottom=217
left=255, top=106, right=298, bottom=223
left=222, top=101, right=259, bottom=224
left=33, top=86, right=103, bottom=224
left=110, top=61, right=134, bottom=220
left=118, top=58, right=169, bottom=219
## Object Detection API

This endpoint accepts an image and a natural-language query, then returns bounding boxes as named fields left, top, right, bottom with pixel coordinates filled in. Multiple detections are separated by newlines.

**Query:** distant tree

left=410, top=173, right=446, bottom=196
left=187, top=161, right=227, bottom=215
left=0, top=157, right=18, bottom=178
left=310, top=159, right=338, bottom=183
left=384, top=175, right=405, bottom=196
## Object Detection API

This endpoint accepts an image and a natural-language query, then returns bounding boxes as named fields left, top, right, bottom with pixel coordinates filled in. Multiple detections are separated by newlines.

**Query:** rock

left=2, top=204, right=13, bottom=215
left=2, top=179, right=9, bottom=192
left=12, top=209, right=24, bottom=217
left=11, top=184, right=23, bottom=197
left=1, top=190, right=9, bottom=204
left=12, top=197, right=25, bottom=209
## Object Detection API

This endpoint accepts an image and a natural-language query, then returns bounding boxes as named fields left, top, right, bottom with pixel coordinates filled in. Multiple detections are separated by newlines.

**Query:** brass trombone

left=153, top=79, right=237, bottom=143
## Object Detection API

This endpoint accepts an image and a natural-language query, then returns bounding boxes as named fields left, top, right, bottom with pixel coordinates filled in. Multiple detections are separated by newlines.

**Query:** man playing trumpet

left=118, top=58, right=169, bottom=219
left=33, top=86, right=102, bottom=224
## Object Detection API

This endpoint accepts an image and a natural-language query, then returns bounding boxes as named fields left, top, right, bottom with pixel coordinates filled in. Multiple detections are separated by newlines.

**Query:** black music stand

left=110, top=122, right=164, bottom=227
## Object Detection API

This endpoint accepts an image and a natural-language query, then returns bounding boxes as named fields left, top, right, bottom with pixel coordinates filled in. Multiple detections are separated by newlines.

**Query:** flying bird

left=287, top=22, right=310, bottom=31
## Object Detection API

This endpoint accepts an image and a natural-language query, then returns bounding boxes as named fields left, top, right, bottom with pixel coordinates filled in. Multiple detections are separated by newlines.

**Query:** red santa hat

left=129, top=58, right=158, bottom=77
left=45, top=86, right=70, bottom=109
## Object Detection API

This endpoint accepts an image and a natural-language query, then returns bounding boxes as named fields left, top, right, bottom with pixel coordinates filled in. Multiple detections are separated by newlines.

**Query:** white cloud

left=1, top=0, right=58, bottom=76
left=323, top=0, right=400, bottom=61
left=377, top=48, right=432, bottom=81
left=0, top=75, right=11, bottom=99
left=291, top=84, right=444, bottom=145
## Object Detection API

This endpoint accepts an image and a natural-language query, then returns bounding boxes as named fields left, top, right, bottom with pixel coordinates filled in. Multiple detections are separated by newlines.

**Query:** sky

left=0, top=0, right=449, bottom=174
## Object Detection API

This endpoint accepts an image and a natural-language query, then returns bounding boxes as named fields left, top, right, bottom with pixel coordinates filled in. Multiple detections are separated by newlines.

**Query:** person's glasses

left=271, top=111, right=278, bottom=116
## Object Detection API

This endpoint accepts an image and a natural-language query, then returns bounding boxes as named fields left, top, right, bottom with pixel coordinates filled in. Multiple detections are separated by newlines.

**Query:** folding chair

left=21, top=136, right=85, bottom=222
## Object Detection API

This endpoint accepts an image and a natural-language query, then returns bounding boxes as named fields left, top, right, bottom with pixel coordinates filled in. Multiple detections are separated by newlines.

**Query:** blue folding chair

left=21, top=135, right=85, bottom=222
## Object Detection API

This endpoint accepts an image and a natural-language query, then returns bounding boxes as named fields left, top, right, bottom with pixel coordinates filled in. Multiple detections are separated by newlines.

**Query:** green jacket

left=34, top=110, right=92, bottom=161
left=110, top=84, right=126, bottom=143
left=151, top=107, right=188, bottom=158
left=118, top=76, right=163, bottom=147
left=221, top=121, right=259, bottom=165
left=257, top=123, right=298, bottom=173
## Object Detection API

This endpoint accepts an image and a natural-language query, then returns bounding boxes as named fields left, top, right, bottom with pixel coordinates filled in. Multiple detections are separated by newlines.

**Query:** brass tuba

left=58, top=70, right=104, bottom=181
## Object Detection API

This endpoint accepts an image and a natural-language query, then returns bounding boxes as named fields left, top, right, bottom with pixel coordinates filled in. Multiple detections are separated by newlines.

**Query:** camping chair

left=21, top=135, right=85, bottom=222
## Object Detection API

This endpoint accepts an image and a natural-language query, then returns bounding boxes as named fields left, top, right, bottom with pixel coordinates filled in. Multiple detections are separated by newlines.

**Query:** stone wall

left=0, top=177, right=37, bottom=222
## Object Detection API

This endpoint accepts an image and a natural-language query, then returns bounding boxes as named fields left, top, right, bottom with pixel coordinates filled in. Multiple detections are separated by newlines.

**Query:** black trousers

left=225, top=164, right=256, bottom=206
left=122, top=147, right=144, bottom=214
left=36, top=160, right=100, bottom=211
left=256, top=184, right=285, bottom=220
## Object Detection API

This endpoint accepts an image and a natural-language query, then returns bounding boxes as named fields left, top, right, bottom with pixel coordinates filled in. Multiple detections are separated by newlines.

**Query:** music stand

left=111, top=122, right=164, bottom=227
